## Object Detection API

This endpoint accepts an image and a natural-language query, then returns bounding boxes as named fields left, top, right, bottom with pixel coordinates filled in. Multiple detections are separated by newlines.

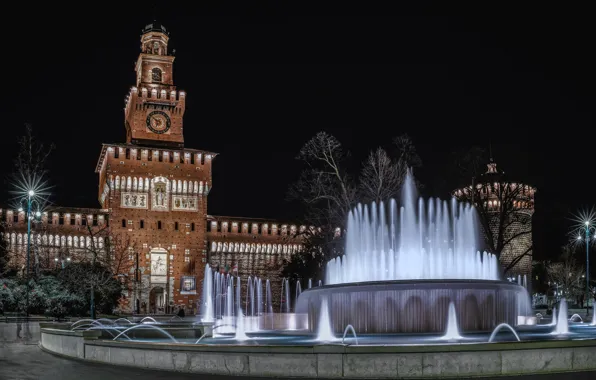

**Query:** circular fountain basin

left=295, top=279, right=529, bottom=334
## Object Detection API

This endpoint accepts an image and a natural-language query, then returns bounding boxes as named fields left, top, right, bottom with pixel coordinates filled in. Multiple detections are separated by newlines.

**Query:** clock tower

left=124, top=22, right=185, bottom=148
left=95, top=21, right=216, bottom=314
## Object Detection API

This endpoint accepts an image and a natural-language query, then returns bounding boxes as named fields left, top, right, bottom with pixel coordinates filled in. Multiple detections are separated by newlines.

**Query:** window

left=92, top=215, right=98, bottom=226
left=70, top=217, right=75, bottom=225
left=140, top=220, right=144, bottom=229
left=191, top=222, right=196, bottom=231
left=59, top=215, right=64, bottom=225
left=157, top=221, right=162, bottom=229
left=81, top=218, right=87, bottom=226
left=122, top=219, right=126, bottom=227
left=114, top=148, right=119, bottom=158
left=125, top=148, right=130, bottom=159
left=175, top=221, right=179, bottom=231
left=152, top=67, right=162, bottom=82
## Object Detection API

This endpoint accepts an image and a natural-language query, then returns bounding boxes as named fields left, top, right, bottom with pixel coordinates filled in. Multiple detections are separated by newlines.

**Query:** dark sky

left=1, top=3, right=594, bottom=260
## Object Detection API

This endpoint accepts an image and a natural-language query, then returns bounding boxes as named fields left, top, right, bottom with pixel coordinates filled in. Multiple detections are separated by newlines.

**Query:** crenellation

left=1, top=208, right=107, bottom=228
left=205, top=216, right=308, bottom=238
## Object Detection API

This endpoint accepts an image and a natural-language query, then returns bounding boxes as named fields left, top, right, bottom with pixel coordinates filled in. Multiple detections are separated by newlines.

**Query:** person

left=177, top=306, right=185, bottom=318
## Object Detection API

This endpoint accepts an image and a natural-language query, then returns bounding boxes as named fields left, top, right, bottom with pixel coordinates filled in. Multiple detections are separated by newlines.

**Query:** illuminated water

left=326, top=171, right=499, bottom=284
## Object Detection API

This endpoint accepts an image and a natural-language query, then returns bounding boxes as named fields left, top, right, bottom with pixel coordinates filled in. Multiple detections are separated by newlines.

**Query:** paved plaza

left=0, top=342, right=595, bottom=380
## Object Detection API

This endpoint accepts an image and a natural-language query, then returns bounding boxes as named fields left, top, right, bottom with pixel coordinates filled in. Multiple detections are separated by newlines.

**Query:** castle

left=452, top=159, right=536, bottom=278
left=0, top=23, right=305, bottom=314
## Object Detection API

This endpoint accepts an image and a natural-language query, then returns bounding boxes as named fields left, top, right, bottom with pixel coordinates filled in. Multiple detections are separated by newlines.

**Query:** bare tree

left=288, top=131, right=356, bottom=230
left=14, top=124, right=54, bottom=184
left=546, top=245, right=585, bottom=304
left=359, top=134, right=422, bottom=204
left=393, top=133, right=422, bottom=178
left=8, top=124, right=54, bottom=277
left=286, top=132, right=423, bottom=282
left=58, top=223, right=135, bottom=318
left=359, top=147, right=401, bottom=204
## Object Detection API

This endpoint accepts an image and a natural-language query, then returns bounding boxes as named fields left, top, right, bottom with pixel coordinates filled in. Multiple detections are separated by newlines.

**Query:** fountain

left=296, top=170, right=530, bottom=334
left=488, top=323, right=521, bottom=342
left=201, top=264, right=214, bottom=322
left=342, top=324, right=358, bottom=345
left=440, top=302, right=462, bottom=340
left=113, top=324, right=179, bottom=342
left=234, top=277, right=248, bottom=341
left=553, top=299, right=569, bottom=335
left=315, top=297, right=336, bottom=342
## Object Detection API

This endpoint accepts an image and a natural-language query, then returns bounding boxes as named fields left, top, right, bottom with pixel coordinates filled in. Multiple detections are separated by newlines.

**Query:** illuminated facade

left=0, top=22, right=304, bottom=314
left=453, top=160, right=536, bottom=277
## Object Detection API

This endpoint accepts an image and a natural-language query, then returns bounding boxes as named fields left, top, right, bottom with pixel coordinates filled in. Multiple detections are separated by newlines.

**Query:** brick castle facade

left=0, top=23, right=304, bottom=314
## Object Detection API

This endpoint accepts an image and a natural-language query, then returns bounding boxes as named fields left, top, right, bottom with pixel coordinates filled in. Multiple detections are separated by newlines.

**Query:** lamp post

left=18, top=190, right=40, bottom=319
left=576, top=221, right=596, bottom=315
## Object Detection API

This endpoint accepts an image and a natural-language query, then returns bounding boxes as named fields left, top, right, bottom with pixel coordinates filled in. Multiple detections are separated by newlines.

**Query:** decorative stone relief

left=151, top=180, right=169, bottom=211
left=121, top=192, right=148, bottom=209
left=150, top=251, right=167, bottom=284
left=172, top=195, right=199, bottom=211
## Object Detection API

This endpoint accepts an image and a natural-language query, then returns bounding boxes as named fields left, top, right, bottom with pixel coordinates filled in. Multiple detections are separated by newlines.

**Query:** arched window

left=152, top=68, right=162, bottom=83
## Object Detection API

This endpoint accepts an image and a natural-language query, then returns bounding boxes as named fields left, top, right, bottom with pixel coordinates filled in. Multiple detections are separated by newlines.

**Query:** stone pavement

left=1, top=342, right=596, bottom=380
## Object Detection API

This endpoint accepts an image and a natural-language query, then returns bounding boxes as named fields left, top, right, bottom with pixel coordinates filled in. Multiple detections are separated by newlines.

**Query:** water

left=235, top=277, right=248, bottom=341
left=440, top=302, right=462, bottom=340
left=553, top=299, right=569, bottom=335
left=296, top=280, right=302, bottom=302
left=316, top=297, right=336, bottom=342
left=201, top=264, right=214, bottom=322
left=488, top=323, right=520, bottom=342
left=342, top=324, right=358, bottom=345
left=112, top=324, right=178, bottom=342
left=325, top=170, right=499, bottom=284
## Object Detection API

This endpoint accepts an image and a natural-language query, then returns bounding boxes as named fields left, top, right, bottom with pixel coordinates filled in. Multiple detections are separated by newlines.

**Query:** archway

left=149, top=287, right=165, bottom=314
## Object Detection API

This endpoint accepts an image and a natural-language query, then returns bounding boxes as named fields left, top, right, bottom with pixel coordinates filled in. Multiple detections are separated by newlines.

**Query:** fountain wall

left=296, top=280, right=530, bottom=334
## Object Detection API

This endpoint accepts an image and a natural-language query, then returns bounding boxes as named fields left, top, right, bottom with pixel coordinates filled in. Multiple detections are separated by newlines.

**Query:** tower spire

left=489, top=141, right=493, bottom=162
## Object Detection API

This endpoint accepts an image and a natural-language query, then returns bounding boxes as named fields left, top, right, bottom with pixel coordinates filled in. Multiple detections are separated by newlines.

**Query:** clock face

left=146, top=111, right=171, bottom=134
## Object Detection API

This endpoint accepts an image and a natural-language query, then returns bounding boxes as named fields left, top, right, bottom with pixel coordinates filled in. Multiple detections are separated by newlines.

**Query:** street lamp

left=18, top=189, right=42, bottom=319
left=576, top=220, right=596, bottom=315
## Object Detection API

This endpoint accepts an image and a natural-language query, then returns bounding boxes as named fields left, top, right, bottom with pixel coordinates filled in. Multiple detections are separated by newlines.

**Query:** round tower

left=452, top=160, right=536, bottom=278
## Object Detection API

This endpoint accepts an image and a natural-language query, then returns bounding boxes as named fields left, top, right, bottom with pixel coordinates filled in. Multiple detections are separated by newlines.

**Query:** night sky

left=1, top=3, right=594, bottom=261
